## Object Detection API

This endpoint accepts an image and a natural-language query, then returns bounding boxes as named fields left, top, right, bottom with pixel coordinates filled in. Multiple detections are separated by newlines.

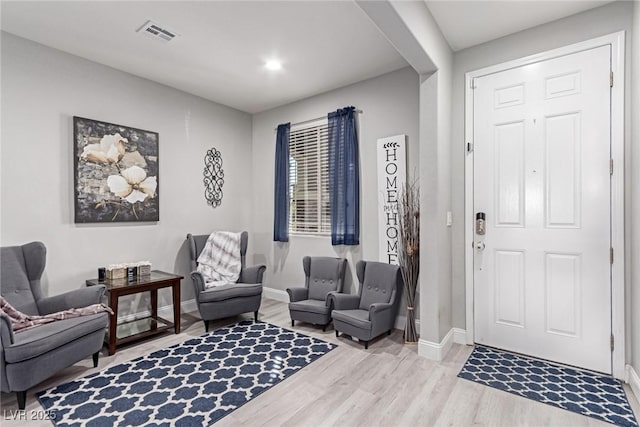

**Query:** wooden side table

left=86, top=270, right=183, bottom=355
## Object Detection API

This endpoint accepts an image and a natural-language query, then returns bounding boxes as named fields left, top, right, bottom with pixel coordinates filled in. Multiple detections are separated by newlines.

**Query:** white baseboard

left=418, top=328, right=454, bottom=361
left=262, top=286, right=289, bottom=302
left=626, top=364, right=640, bottom=405
left=394, top=315, right=421, bottom=331
left=181, top=299, right=198, bottom=315
left=117, top=299, right=197, bottom=323
left=453, top=328, right=467, bottom=345
left=264, top=287, right=421, bottom=332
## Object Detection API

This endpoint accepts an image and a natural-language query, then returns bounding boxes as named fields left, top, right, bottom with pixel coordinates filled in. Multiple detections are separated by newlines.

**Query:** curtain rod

left=273, top=109, right=363, bottom=131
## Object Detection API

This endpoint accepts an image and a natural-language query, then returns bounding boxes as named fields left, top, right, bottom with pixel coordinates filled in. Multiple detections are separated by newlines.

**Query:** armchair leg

left=17, top=390, right=26, bottom=410
left=292, top=320, right=295, bottom=327
left=254, top=311, right=259, bottom=322
left=364, top=341, right=369, bottom=350
left=204, top=320, right=209, bottom=332
left=92, top=351, right=99, bottom=368
left=387, top=330, right=392, bottom=336
left=335, top=330, right=339, bottom=338
left=322, top=324, right=327, bottom=332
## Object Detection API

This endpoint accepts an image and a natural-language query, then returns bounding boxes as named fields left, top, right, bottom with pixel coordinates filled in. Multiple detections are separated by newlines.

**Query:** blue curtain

left=328, top=107, right=359, bottom=245
left=273, top=123, right=290, bottom=242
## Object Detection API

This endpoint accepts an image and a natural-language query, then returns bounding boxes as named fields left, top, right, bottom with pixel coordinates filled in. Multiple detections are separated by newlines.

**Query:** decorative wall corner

left=418, top=329, right=454, bottom=361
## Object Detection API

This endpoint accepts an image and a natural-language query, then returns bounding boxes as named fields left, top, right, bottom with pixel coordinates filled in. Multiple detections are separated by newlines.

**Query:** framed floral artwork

left=73, top=116, right=159, bottom=223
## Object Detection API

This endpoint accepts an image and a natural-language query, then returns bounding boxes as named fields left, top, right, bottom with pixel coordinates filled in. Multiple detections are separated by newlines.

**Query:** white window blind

left=289, top=122, right=330, bottom=234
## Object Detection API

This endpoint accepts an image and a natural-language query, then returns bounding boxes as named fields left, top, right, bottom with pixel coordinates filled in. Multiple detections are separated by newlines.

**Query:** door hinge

left=610, top=159, right=614, bottom=176
left=610, top=71, right=614, bottom=88
left=611, top=334, right=615, bottom=351
left=610, top=247, right=614, bottom=264
left=467, top=142, right=473, bottom=153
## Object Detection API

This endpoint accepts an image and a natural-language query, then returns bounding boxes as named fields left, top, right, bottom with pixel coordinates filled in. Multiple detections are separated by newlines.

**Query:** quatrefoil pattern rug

left=37, top=321, right=336, bottom=426
left=458, top=345, right=638, bottom=427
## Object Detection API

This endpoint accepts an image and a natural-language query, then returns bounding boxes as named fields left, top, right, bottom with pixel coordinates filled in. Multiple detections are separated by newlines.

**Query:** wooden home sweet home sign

left=376, top=135, right=407, bottom=265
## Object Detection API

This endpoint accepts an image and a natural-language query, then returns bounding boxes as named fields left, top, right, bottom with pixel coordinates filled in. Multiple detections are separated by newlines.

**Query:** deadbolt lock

left=476, top=212, right=486, bottom=235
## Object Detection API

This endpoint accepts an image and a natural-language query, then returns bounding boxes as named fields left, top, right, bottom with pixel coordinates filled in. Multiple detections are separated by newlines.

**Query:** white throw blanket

left=197, top=231, right=242, bottom=289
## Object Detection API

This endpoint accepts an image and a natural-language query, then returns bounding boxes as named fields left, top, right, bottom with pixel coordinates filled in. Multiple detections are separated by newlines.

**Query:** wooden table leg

left=108, top=291, right=118, bottom=356
left=173, top=280, right=181, bottom=334
left=150, top=289, right=158, bottom=321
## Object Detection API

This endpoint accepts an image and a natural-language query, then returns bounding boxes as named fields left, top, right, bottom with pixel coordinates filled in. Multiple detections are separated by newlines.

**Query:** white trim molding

left=181, top=299, right=198, bottom=316
left=453, top=328, right=467, bottom=345
left=626, top=365, right=640, bottom=405
left=419, top=328, right=454, bottom=361
left=394, top=315, right=421, bottom=332
left=265, top=286, right=421, bottom=332
left=464, top=31, right=626, bottom=378
left=117, top=299, right=198, bottom=323
left=262, top=286, right=289, bottom=302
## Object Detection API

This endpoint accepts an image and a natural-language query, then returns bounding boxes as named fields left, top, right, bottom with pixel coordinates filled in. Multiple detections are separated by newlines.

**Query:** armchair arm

left=38, top=285, right=106, bottom=315
left=0, top=312, right=14, bottom=346
left=190, top=271, right=206, bottom=295
left=368, top=302, right=394, bottom=320
left=286, top=287, right=308, bottom=303
left=239, top=265, right=266, bottom=284
left=0, top=312, right=12, bottom=392
left=327, top=292, right=360, bottom=310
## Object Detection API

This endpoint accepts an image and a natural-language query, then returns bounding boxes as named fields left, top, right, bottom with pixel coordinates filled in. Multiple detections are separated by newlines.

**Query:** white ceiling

left=425, top=0, right=615, bottom=52
left=0, top=1, right=409, bottom=113
left=0, top=1, right=618, bottom=113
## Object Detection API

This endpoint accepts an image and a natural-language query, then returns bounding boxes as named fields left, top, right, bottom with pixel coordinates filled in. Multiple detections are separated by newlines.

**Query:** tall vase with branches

left=398, top=179, right=420, bottom=343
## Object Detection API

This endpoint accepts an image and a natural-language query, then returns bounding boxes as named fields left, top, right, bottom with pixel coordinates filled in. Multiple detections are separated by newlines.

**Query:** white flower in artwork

left=107, top=166, right=157, bottom=204
left=81, top=133, right=127, bottom=164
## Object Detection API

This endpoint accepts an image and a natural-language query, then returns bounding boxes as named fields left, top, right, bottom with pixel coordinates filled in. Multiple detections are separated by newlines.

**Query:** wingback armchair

left=330, top=260, right=401, bottom=349
left=0, top=242, right=108, bottom=409
left=287, top=256, right=347, bottom=331
left=187, top=232, right=266, bottom=331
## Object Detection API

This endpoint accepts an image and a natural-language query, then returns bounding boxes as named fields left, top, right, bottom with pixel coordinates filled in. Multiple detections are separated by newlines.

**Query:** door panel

left=495, top=121, right=525, bottom=227
left=545, top=252, right=581, bottom=337
left=494, top=250, right=525, bottom=327
left=545, top=113, right=581, bottom=227
left=473, top=45, right=611, bottom=373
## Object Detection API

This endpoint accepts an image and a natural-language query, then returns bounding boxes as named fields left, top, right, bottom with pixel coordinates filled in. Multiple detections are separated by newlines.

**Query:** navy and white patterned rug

left=37, top=321, right=336, bottom=426
left=458, top=345, right=638, bottom=427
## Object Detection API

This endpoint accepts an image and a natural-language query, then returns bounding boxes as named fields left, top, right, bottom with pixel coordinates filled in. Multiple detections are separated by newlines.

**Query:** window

left=289, top=122, right=330, bottom=234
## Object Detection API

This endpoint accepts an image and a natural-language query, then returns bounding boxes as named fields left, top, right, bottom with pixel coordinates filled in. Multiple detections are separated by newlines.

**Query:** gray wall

left=0, top=33, right=253, bottom=313
left=450, top=1, right=634, bottom=339
left=250, top=67, right=419, bottom=305
left=389, top=0, right=455, bottom=344
left=362, top=0, right=455, bottom=345
left=631, top=0, right=640, bottom=373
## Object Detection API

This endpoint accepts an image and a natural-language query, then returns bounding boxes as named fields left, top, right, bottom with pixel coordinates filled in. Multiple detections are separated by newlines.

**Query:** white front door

left=473, top=45, right=612, bottom=373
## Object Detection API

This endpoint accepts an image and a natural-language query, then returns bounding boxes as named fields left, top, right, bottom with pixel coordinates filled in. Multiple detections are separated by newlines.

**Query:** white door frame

left=464, top=31, right=626, bottom=378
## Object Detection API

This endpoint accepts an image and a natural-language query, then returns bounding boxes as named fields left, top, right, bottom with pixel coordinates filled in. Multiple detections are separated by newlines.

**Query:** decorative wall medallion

left=203, top=148, right=224, bottom=208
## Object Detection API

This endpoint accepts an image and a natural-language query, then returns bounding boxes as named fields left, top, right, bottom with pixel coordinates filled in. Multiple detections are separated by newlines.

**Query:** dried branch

left=398, top=177, right=420, bottom=342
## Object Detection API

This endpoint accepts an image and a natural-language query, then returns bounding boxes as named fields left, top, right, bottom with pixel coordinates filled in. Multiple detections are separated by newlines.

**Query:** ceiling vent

left=137, top=20, right=179, bottom=43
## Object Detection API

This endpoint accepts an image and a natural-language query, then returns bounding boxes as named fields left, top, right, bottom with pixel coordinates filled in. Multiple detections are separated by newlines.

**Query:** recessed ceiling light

left=265, top=60, right=282, bottom=71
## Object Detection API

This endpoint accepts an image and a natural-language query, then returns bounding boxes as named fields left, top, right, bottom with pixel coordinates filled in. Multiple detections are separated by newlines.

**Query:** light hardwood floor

left=1, top=297, right=639, bottom=426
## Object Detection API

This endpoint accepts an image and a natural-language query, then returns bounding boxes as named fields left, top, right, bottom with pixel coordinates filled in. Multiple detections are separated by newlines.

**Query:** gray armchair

left=0, top=242, right=108, bottom=409
left=330, top=260, right=401, bottom=349
left=287, top=256, right=347, bottom=331
left=187, top=232, right=266, bottom=332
